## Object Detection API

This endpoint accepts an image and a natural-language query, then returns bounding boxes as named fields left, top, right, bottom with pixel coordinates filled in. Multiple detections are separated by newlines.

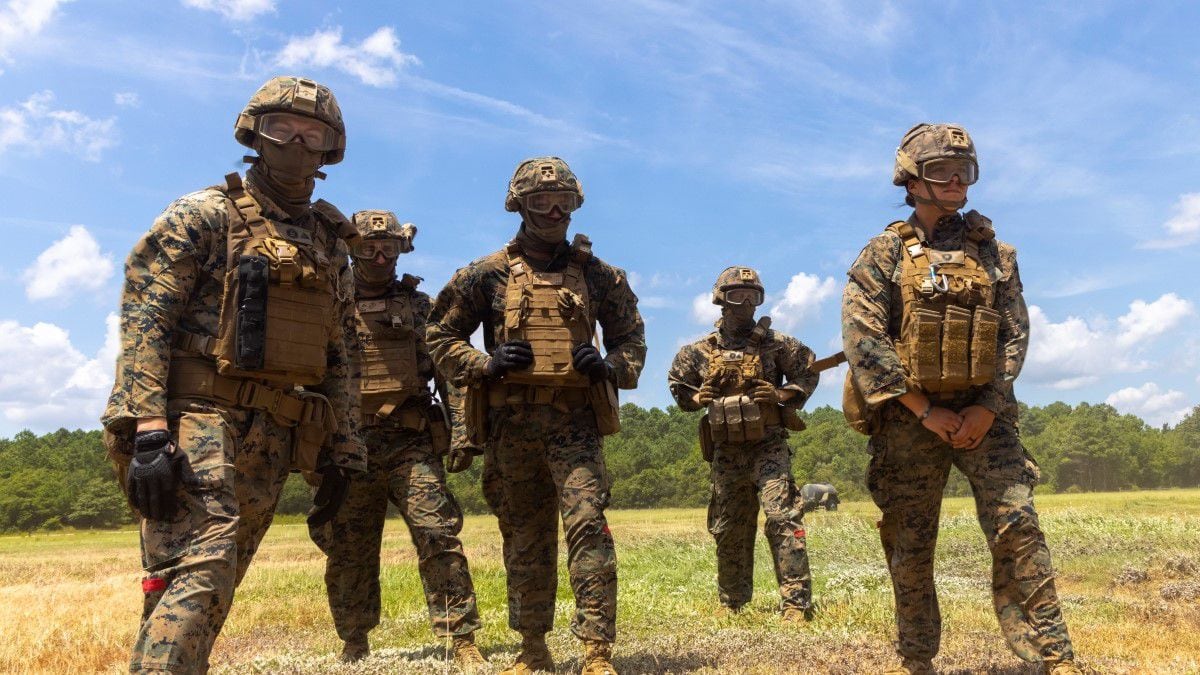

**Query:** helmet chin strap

left=911, top=177, right=967, bottom=212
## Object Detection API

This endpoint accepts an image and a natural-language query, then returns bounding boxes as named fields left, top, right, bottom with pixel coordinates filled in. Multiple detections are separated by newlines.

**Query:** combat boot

left=882, top=658, right=934, bottom=675
left=581, top=640, right=617, bottom=675
left=781, top=605, right=814, bottom=623
left=500, top=632, right=554, bottom=674
left=1045, top=660, right=1084, bottom=675
left=340, top=637, right=369, bottom=662
left=452, top=632, right=488, bottom=670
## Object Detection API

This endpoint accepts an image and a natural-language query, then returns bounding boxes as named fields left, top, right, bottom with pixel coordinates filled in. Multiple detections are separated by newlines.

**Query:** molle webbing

left=166, top=354, right=331, bottom=429
left=213, top=172, right=337, bottom=386
left=356, top=290, right=424, bottom=413
left=499, top=235, right=594, bottom=388
left=891, top=220, right=999, bottom=393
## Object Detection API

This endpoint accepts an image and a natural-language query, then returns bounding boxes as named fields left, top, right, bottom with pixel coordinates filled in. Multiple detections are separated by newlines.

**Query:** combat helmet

left=351, top=210, right=416, bottom=257
left=892, top=123, right=977, bottom=186
left=505, top=156, right=585, bottom=212
left=235, top=76, right=346, bottom=164
left=712, top=266, right=765, bottom=306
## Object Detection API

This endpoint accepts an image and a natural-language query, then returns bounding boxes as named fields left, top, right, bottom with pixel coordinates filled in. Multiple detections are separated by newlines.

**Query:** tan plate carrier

left=167, top=173, right=345, bottom=471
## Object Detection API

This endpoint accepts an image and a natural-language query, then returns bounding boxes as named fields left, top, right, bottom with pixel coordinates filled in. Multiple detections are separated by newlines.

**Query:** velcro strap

left=165, top=357, right=306, bottom=426
left=236, top=380, right=306, bottom=424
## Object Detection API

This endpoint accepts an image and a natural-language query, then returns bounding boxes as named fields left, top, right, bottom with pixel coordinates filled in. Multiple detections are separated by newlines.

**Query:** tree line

left=1, top=400, right=1198, bottom=532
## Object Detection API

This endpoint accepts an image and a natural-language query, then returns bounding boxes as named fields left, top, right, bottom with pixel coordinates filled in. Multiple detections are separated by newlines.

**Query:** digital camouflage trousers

left=308, top=425, right=480, bottom=642
left=113, top=403, right=292, bottom=674
left=708, top=429, right=811, bottom=612
left=482, top=404, right=617, bottom=642
left=867, top=402, right=1075, bottom=664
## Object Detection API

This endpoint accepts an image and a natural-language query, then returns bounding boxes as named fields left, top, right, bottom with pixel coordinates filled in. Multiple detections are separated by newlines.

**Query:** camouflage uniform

left=842, top=211, right=1075, bottom=664
left=426, top=236, right=645, bottom=643
left=308, top=279, right=481, bottom=644
left=101, top=77, right=363, bottom=674
left=101, top=185, right=362, bottom=673
left=669, top=323, right=818, bottom=612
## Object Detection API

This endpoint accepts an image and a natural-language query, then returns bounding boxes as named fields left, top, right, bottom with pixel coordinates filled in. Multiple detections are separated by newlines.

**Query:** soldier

left=667, top=267, right=818, bottom=622
left=100, top=76, right=363, bottom=673
left=307, top=211, right=486, bottom=667
left=426, top=157, right=646, bottom=675
left=841, top=123, right=1082, bottom=675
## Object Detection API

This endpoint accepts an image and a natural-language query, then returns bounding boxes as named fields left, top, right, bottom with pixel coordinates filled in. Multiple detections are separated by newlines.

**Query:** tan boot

left=581, top=640, right=617, bottom=675
left=1046, top=661, right=1084, bottom=675
left=781, top=606, right=814, bottom=623
left=340, top=637, right=369, bottom=662
left=882, top=658, right=934, bottom=675
left=500, top=633, right=554, bottom=674
left=453, top=632, right=488, bottom=670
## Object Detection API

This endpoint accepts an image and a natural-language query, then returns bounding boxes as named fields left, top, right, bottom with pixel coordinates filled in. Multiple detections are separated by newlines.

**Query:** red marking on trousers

left=142, top=577, right=166, bottom=593
left=794, top=529, right=806, bottom=538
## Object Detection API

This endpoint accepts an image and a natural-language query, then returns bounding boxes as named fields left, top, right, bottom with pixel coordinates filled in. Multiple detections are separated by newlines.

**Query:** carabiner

left=928, top=264, right=950, bottom=293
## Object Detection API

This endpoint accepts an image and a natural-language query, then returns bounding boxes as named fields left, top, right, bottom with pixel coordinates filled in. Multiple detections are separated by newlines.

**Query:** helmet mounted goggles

left=256, top=112, right=341, bottom=152
left=521, top=190, right=580, bottom=215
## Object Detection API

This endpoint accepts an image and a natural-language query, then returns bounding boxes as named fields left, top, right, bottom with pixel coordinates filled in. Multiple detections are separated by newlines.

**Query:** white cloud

left=181, top=0, right=272, bottom=21
left=113, top=91, right=140, bottom=107
left=275, top=26, right=419, bottom=88
left=768, top=272, right=839, bottom=332
left=1116, top=293, right=1194, bottom=347
left=0, top=314, right=117, bottom=433
left=21, top=225, right=115, bottom=301
left=1105, top=383, right=1193, bottom=428
left=1025, top=294, right=1195, bottom=389
left=0, top=91, right=118, bottom=161
left=692, top=291, right=720, bottom=325
left=0, top=0, right=70, bottom=69
left=1141, top=192, right=1200, bottom=249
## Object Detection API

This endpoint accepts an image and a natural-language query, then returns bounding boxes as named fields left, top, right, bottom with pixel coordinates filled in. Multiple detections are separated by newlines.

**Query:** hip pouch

left=427, top=403, right=451, bottom=455
left=588, top=378, right=622, bottom=436
left=842, top=369, right=882, bottom=436
left=291, top=391, right=336, bottom=473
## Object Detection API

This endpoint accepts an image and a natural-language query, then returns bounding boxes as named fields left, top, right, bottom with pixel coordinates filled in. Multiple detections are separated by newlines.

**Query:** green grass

left=1, top=489, right=1198, bottom=673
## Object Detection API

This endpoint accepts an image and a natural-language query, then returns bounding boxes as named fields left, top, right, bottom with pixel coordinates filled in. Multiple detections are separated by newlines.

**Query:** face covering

left=719, top=303, right=756, bottom=339
left=353, top=257, right=397, bottom=289
left=254, top=140, right=324, bottom=202
left=523, top=211, right=570, bottom=245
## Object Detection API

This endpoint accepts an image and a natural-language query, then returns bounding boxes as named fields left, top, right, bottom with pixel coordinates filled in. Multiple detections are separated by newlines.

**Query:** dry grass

left=1, top=490, right=1198, bottom=673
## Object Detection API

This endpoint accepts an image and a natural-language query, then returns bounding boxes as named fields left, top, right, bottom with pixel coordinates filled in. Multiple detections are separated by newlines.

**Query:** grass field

left=1, top=489, right=1198, bottom=674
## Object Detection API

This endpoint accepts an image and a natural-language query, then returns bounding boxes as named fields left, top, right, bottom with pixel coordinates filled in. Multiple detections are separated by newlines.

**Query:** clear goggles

left=919, top=158, right=978, bottom=185
left=522, top=191, right=580, bottom=215
left=722, top=287, right=764, bottom=306
left=256, top=112, right=341, bottom=152
left=352, top=239, right=403, bottom=260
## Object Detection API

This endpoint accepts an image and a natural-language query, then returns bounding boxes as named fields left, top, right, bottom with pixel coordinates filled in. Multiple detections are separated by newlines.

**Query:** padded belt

left=487, top=383, right=590, bottom=411
left=167, top=357, right=321, bottom=427
left=364, top=401, right=429, bottom=430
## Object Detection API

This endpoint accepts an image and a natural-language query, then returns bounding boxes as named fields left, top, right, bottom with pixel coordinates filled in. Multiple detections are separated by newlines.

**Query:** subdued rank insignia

left=357, top=299, right=387, bottom=313
left=739, top=269, right=755, bottom=281
left=281, top=226, right=313, bottom=245
left=538, top=164, right=557, bottom=182
left=948, top=127, right=970, bottom=149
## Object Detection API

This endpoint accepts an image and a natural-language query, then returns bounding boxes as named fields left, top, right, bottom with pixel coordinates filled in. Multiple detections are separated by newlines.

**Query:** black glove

left=445, top=447, right=476, bottom=473
left=307, top=464, right=351, bottom=528
left=571, top=343, right=611, bottom=383
left=126, top=430, right=191, bottom=521
left=484, top=340, right=533, bottom=377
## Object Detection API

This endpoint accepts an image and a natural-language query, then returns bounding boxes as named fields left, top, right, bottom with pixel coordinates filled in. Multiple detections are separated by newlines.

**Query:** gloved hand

left=571, top=343, right=611, bottom=382
left=484, top=340, right=533, bottom=378
left=126, top=430, right=192, bottom=521
left=445, top=447, right=476, bottom=473
left=747, top=379, right=781, bottom=405
left=307, top=464, right=351, bottom=528
left=696, top=381, right=720, bottom=406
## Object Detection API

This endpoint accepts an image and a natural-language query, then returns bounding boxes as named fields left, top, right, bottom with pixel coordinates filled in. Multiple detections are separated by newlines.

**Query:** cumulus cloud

left=181, top=0, right=272, bottom=21
left=768, top=272, right=838, bottom=332
left=0, top=91, right=118, bottom=161
left=691, top=292, right=720, bottom=325
left=276, top=26, right=420, bottom=88
left=21, top=225, right=115, bottom=301
left=1141, top=192, right=1200, bottom=249
left=0, top=314, right=118, bottom=433
left=1025, top=293, right=1195, bottom=389
left=0, top=0, right=69, bottom=69
left=1105, top=382, right=1193, bottom=428
left=1116, top=293, right=1194, bottom=347
left=113, top=91, right=140, bottom=107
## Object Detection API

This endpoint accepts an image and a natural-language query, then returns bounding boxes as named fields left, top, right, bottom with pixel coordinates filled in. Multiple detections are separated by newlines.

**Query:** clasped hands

left=484, top=340, right=611, bottom=382
left=911, top=400, right=995, bottom=450
left=694, top=379, right=794, bottom=407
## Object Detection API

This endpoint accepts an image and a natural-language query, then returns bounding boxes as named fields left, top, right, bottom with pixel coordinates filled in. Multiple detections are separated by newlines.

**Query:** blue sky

left=1, top=0, right=1199, bottom=437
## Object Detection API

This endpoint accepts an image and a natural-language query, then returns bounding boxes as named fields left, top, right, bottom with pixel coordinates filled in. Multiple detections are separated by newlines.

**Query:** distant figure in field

left=840, top=122, right=1081, bottom=675
left=800, top=483, right=839, bottom=511
left=668, top=266, right=818, bottom=623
